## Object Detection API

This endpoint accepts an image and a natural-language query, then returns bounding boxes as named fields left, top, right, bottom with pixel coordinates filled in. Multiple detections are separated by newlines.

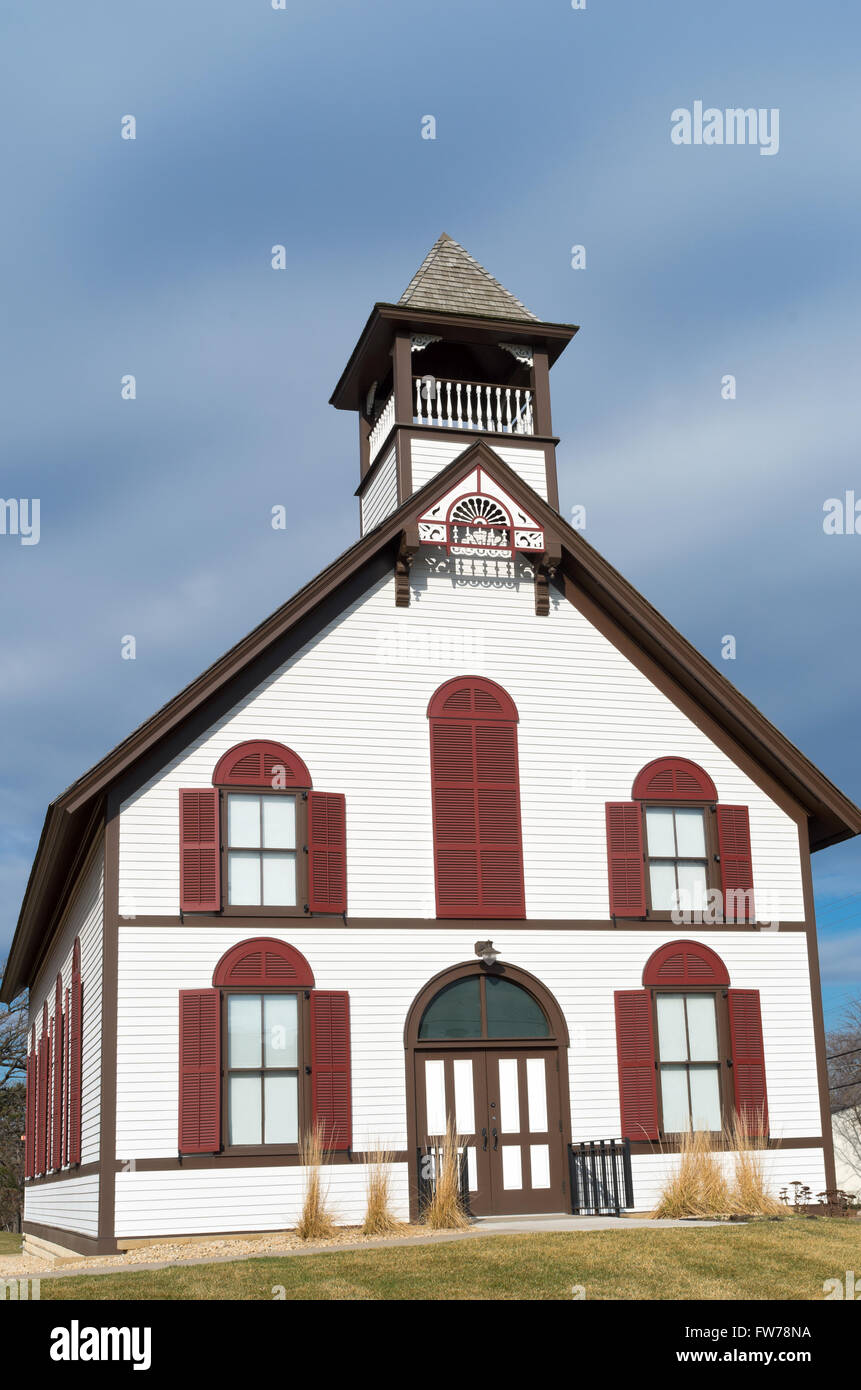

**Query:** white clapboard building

left=6, top=233, right=859, bottom=1255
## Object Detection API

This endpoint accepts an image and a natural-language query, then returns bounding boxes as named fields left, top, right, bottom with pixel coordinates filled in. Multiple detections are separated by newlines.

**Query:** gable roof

left=397, top=232, right=539, bottom=323
left=4, top=440, right=861, bottom=999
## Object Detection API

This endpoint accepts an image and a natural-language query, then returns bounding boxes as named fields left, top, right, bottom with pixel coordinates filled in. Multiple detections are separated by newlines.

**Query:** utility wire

left=827, top=1046, right=861, bottom=1061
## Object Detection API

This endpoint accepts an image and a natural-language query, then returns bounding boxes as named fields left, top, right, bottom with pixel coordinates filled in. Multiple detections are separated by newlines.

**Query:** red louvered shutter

left=52, top=978, right=63, bottom=1171
left=36, top=1036, right=48, bottom=1175
left=717, top=806, right=755, bottom=922
left=24, top=1035, right=36, bottom=1180
left=430, top=687, right=524, bottom=919
left=307, top=792, right=347, bottom=914
left=606, top=803, right=646, bottom=917
left=728, top=989, right=769, bottom=1135
left=63, top=986, right=70, bottom=1166
left=178, top=989, right=221, bottom=1153
left=311, top=991, right=352, bottom=1151
left=68, top=942, right=83, bottom=1165
left=614, top=990, right=659, bottom=1140
left=179, top=788, right=221, bottom=912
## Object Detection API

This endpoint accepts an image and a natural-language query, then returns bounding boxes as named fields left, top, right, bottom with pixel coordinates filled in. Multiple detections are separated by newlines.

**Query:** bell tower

left=330, top=233, right=578, bottom=538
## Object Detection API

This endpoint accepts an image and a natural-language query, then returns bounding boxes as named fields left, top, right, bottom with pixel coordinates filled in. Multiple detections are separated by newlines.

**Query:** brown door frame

left=404, top=959, right=572, bottom=1220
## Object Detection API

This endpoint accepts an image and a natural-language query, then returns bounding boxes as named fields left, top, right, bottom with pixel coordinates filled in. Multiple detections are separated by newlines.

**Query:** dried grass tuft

left=422, top=1118, right=471, bottom=1231
left=362, top=1142, right=403, bottom=1236
left=296, top=1123, right=337, bottom=1241
left=653, top=1128, right=733, bottom=1219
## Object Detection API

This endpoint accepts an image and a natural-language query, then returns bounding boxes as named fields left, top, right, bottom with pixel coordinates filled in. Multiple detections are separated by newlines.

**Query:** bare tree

left=0, top=958, right=28, bottom=1087
left=828, top=997, right=861, bottom=1190
left=0, top=959, right=28, bottom=1230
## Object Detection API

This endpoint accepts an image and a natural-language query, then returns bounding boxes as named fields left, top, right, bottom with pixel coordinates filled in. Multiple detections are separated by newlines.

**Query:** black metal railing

left=417, top=1145, right=472, bottom=1219
left=568, top=1139, right=634, bottom=1216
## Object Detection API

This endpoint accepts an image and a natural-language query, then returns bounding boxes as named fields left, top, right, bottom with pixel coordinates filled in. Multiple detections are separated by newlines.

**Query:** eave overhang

left=329, top=302, right=579, bottom=413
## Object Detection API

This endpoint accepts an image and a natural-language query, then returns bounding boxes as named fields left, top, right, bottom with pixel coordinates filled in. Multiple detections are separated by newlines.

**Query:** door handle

left=492, top=1127, right=498, bottom=1151
left=481, top=1127, right=487, bottom=1151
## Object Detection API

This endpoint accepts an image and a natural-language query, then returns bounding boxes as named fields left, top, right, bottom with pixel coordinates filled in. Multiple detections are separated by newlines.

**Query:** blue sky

left=1, top=1, right=859, bottom=1029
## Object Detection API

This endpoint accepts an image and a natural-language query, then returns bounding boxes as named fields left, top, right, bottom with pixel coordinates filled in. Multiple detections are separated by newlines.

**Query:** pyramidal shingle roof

left=397, top=232, right=538, bottom=323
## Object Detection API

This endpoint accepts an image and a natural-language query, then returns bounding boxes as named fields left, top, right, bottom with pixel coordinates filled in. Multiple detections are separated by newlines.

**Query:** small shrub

left=423, top=1118, right=471, bottom=1231
left=296, top=1123, right=337, bottom=1241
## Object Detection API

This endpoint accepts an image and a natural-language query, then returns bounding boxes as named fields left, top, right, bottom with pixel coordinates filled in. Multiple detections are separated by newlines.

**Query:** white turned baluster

left=466, top=383, right=473, bottom=427
left=456, top=381, right=463, bottom=427
left=446, top=380, right=453, bottom=426
left=525, top=389, right=533, bottom=432
left=514, top=388, right=522, bottom=432
left=436, top=379, right=444, bottom=428
left=505, top=388, right=512, bottom=433
left=486, top=386, right=493, bottom=430
left=476, top=383, right=483, bottom=429
left=495, top=387, right=502, bottom=432
left=415, top=377, right=422, bottom=424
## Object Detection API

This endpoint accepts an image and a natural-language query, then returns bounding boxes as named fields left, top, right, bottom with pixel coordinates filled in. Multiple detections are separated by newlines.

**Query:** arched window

left=179, top=741, right=346, bottom=916
left=418, top=975, right=550, bottom=1040
left=177, top=937, right=352, bottom=1158
left=428, top=677, right=525, bottom=918
left=605, top=756, right=754, bottom=922
left=614, top=941, right=768, bottom=1142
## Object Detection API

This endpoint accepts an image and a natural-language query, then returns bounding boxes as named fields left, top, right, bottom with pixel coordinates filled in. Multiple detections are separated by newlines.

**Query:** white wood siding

left=118, top=552, right=805, bottom=922
left=360, top=444, right=397, bottom=535
left=24, top=844, right=104, bottom=1237
left=410, top=436, right=549, bottom=498
left=24, top=1175, right=100, bottom=1238
left=114, top=924, right=822, bottom=1227
left=115, top=1165, right=409, bottom=1237
left=27, top=843, right=104, bottom=1167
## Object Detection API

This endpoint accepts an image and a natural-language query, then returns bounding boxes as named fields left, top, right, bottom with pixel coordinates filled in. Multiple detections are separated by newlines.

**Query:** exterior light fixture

left=474, top=939, right=499, bottom=967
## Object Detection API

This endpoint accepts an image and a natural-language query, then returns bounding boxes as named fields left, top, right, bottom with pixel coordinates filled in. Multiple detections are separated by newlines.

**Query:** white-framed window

left=226, top=793, right=297, bottom=906
left=656, top=991, right=722, bottom=1132
left=226, top=992, right=299, bottom=1146
left=645, top=806, right=708, bottom=912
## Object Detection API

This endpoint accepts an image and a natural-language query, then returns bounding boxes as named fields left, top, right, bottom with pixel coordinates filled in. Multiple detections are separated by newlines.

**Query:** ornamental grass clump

left=362, top=1142, right=402, bottom=1236
left=653, top=1128, right=733, bottom=1219
left=728, top=1110, right=782, bottom=1216
left=296, top=1123, right=337, bottom=1241
left=423, top=1118, right=471, bottom=1231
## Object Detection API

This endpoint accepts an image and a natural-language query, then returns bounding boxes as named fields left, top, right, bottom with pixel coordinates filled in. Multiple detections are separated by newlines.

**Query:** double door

left=415, top=1046, right=565, bottom=1216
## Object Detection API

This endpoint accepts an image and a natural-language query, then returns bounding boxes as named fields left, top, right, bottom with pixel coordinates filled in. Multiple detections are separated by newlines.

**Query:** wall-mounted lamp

left=474, top=939, right=499, bottom=967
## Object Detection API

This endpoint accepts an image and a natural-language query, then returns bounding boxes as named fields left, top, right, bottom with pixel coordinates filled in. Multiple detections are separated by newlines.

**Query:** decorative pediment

left=416, top=465, right=545, bottom=559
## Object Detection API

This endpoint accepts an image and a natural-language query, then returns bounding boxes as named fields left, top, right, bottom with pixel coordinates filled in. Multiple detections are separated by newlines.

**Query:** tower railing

left=413, top=376, right=534, bottom=437
left=368, top=390, right=396, bottom=465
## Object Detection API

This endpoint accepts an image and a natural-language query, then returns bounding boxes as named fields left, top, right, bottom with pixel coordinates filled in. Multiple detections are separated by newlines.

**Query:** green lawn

left=0, top=1232, right=22, bottom=1255
left=39, top=1219, right=860, bottom=1301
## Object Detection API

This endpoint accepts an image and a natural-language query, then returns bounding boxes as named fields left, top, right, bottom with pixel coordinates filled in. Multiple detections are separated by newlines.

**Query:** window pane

left=685, top=994, right=718, bottom=1061
left=675, top=808, right=706, bottom=858
left=486, top=978, right=549, bottom=1038
left=229, top=1074, right=262, bottom=1144
left=689, top=1065, right=722, bottom=1131
left=649, top=861, right=677, bottom=910
left=676, top=862, right=708, bottom=912
left=264, top=1074, right=298, bottom=1145
left=264, top=995, right=297, bottom=1068
left=262, top=852, right=296, bottom=906
left=263, top=796, right=296, bottom=850
left=418, top=978, right=481, bottom=1039
left=228, top=994, right=261, bottom=1067
left=656, top=994, right=688, bottom=1061
left=228, top=794, right=261, bottom=848
left=660, top=1065, right=690, bottom=1132
left=646, top=807, right=675, bottom=857
left=228, top=851, right=261, bottom=905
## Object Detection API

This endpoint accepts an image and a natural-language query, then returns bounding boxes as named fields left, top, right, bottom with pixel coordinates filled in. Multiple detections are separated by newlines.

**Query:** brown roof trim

left=4, top=439, right=859, bottom=1000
